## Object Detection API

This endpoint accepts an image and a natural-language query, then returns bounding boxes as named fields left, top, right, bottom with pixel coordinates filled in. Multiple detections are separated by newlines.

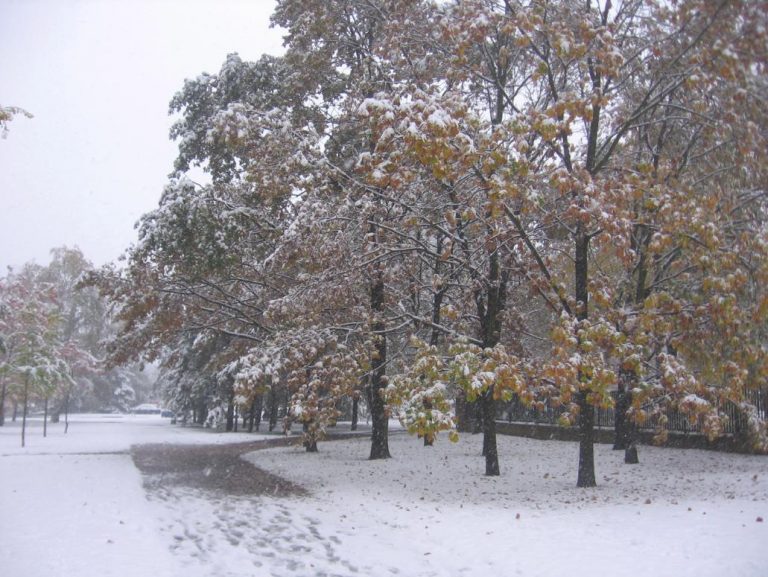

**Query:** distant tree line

left=1, top=247, right=154, bottom=445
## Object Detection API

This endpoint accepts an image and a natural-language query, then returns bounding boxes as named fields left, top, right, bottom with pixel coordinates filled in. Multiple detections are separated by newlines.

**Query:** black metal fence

left=496, top=388, right=768, bottom=437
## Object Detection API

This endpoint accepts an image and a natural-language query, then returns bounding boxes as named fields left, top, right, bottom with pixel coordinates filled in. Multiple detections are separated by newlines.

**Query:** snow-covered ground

left=0, top=414, right=269, bottom=577
left=1, top=414, right=766, bottom=577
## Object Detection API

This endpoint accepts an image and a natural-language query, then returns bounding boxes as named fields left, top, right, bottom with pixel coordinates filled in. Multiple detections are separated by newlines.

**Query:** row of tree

left=1, top=248, right=154, bottom=445
left=96, top=0, right=767, bottom=486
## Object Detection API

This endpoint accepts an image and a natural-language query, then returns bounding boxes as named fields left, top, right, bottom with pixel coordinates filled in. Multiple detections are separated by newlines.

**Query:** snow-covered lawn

left=1, top=415, right=766, bottom=577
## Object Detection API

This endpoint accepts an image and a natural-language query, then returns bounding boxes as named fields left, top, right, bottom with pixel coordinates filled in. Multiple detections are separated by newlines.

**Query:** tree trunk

left=21, top=375, right=30, bottom=448
left=577, top=391, right=597, bottom=487
left=613, top=383, right=629, bottom=450
left=225, top=394, right=235, bottom=432
left=303, top=422, right=318, bottom=452
left=482, top=388, right=500, bottom=475
left=43, top=396, right=49, bottom=438
left=625, top=441, right=639, bottom=464
left=615, top=368, right=640, bottom=463
left=351, top=395, right=359, bottom=431
left=247, top=396, right=257, bottom=433
left=283, top=389, right=290, bottom=419
left=0, top=379, right=6, bottom=426
left=624, top=389, right=639, bottom=464
left=64, top=388, right=71, bottom=434
left=455, top=390, right=474, bottom=433
left=268, top=386, right=278, bottom=432
left=254, top=394, right=263, bottom=432
left=369, top=273, right=391, bottom=460
left=423, top=398, right=434, bottom=447
left=575, top=230, right=597, bottom=488
left=477, top=250, right=505, bottom=475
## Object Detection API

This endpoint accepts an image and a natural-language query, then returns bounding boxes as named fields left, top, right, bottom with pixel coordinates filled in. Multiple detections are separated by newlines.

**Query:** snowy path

left=1, top=415, right=766, bottom=577
left=0, top=414, right=270, bottom=577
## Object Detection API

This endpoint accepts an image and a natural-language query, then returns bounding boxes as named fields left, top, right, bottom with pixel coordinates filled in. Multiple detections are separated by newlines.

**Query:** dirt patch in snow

left=132, top=437, right=309, bottom=497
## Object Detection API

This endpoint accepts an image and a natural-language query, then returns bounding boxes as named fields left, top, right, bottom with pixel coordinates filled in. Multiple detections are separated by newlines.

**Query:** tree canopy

left=100, top=0, right=768, bottom=485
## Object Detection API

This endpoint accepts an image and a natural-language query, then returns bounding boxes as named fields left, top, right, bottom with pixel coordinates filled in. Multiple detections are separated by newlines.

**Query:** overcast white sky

left=0, top=0, right=284, bottom=272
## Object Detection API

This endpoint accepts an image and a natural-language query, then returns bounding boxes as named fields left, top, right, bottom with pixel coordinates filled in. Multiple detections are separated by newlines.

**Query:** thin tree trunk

left=21, top=375, right=29, bottom=448
left=351, top=395, right=359, bottom=431
left=226, top=394, right=235, bottom=432
left=423, top=398, right=434, bottom=447
left=283, top=389, right=290, bottom=418
left=0, top=379, right=6, bottom=426
left=43, top=396, right=48, bottom=438
left=64, top=388, right=71, bottom=434
left=268, top=387, right=278, bottom=432
left=247, top=397, right=257, bottom=433
left=254, top=394, right=263, bottom=432
left=624, top=387, right=639, bottom=464
left=577, top=391, right=597, bottom=486
left=613, top=382, right=629, bottom=450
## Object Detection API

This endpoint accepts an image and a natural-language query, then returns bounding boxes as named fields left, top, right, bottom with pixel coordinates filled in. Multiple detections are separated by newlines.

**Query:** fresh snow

left=1, top=414, right=766, bottom=577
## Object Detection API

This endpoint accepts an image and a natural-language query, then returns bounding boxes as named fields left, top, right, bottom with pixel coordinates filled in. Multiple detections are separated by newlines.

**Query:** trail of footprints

left=146, top=485, right=362, bottom=577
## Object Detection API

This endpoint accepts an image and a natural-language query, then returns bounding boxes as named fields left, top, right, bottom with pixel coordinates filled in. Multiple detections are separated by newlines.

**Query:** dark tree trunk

left=615, top=368, right=640, bottom=463
left=225, top=395, right=235, bottom=432
left=575, top=230, right=597, bottom=488
left=423, top=398, right=434, bottom=447
left=476, top=250, right=505, bottom=475
left=64, top=388, right=71, bottom=434
left=0, top=380, right=6, bottom=426
left=482, top=388, right=500, bottom=475
left=351, top=395, right=359, bottom=431
left=247, top=396, right=258, bottom=433
left=619, top=216, right=651, bottom=460
left=623, top=392, right=639, bottom=464
left=613, top=383, right=630, bottom=450
left=21, top=375, right=30, bottom=448
left=303, top=422, right=318, bottom=452
left=577, top=391, right=597, bottom=487
left=43, top=397, right=49, bottom=438
left=268, top=387, right=278, bottom=432
left=455, top=390, right=474, bottom=433
left=254, top=394, right=263, bottom=432
left=625, top=441, right=639, bottom=464
left=195, top=399, right=208, bottom=425
left=473, top=400, right=484, bottom=435
left=369, top=273, right=391, bottom=460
